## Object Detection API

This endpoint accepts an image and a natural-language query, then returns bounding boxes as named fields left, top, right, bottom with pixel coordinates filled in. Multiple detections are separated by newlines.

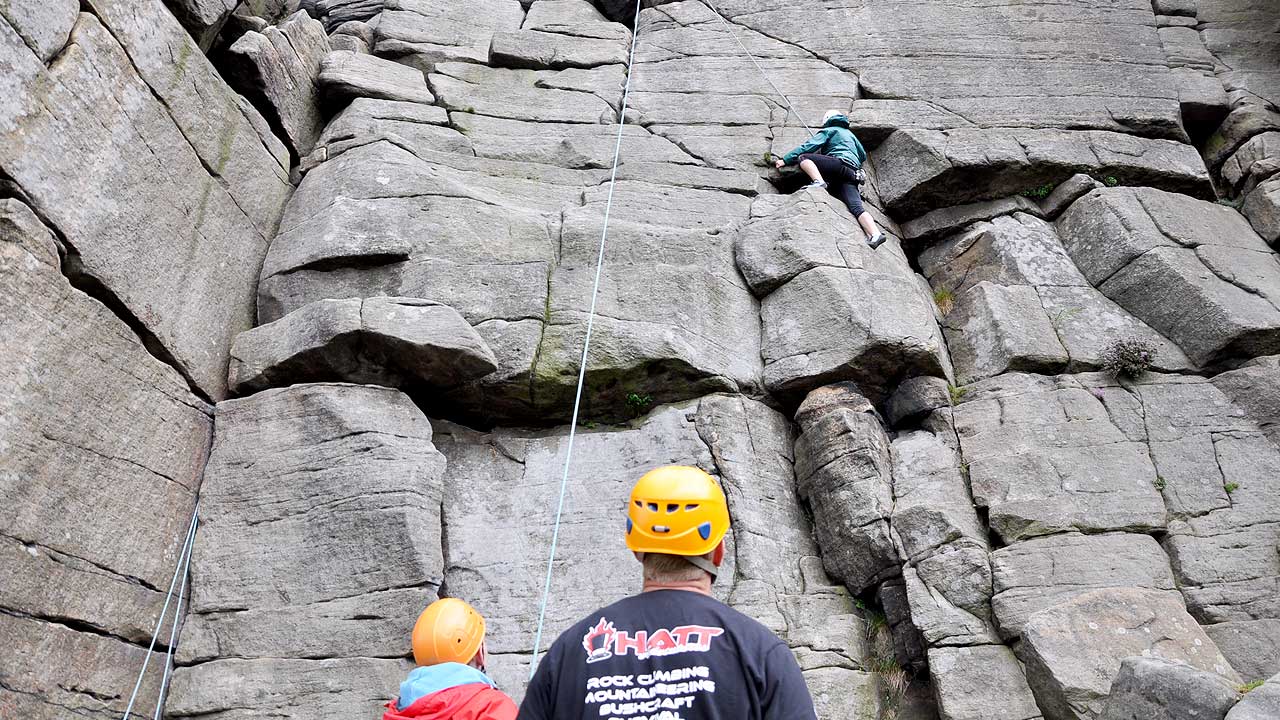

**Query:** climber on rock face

left=775, top=110, right=887, bottom=249
left=518, top=466, right=819, bottom=720
left=383, top=598, right=518, bottom=720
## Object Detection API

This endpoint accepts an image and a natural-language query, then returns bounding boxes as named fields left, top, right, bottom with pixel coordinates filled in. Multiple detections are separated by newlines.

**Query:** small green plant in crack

left=761, top=151, right=775, bottom=166
left=865, top=610, right=887, bottom=638
left=1239, top=679, right=1265, bottom=693
left=1104, top=175, right=1120, bottom=187
left=1225, top=482, right=1240, bottom=494
left=1053, top=306, right=1083, bottom=328
left=933, top=286, right=955, bottom=315
left=1020, top=183, right=1055, bottom=199
left=625, top=392, right=653, bottom=416
left=1101, top=337, right=1156, bottom=379
left=1154, top=475, right=1167, bottom=491
left=578, top=419, right=598, bottom=430
left=863, top=608, right=910, bottom=720
left=948, top=383, right=968, bottom=405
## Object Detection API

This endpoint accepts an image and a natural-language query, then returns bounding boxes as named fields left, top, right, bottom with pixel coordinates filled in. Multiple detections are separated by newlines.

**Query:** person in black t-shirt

left=518, top=466, right=819, bottom=720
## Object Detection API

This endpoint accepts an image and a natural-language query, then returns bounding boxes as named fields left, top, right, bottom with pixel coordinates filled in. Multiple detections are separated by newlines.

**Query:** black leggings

left=798, top=153, right=865, bottom=217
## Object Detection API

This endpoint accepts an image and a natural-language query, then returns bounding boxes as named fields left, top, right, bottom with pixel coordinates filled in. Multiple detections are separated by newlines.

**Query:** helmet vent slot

left=666, top=503, right=678, bottom=513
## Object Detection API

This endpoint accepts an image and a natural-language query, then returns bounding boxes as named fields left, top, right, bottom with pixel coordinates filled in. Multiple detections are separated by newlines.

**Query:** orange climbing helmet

left=626, top=466, right=730, bottom=557
left=411, top=598, right=486, bottom=667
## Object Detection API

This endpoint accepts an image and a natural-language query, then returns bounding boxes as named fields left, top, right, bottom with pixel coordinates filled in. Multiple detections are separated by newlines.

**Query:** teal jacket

left=781, top=114, right=866, bottom=168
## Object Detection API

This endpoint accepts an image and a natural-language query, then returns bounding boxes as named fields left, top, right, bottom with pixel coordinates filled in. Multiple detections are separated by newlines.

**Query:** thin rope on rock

left=527, top=0, right=645, bottom=680
left=702, top=0, right=817, bottom=136
left=121, top=502, right=199, bottom=720
left=152, top=511, right=197, bottom=720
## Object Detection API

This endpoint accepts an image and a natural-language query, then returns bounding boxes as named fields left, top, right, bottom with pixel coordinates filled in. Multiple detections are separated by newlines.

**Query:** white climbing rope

left=151, top=515, right=196, bottom=720
left=701, top=0, right=817, bottom=136
left=527, top=0, right=645, bottom=680
left=121, top=502, right=200, bottom=720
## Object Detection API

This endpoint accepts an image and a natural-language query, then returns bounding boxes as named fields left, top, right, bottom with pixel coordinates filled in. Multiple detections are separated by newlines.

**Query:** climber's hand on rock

left=774, top=159, right=785, bottom=169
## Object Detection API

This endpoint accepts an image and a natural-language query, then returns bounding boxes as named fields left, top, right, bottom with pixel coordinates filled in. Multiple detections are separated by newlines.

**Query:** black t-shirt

left=518, top=590, right=818, bottom=720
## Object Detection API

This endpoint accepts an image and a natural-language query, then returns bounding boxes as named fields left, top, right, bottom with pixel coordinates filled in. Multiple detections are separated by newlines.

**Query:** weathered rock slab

left=429, top=61, right=621, bottom=124
left=794, top=384, right=899, bottom=594
left=1098, top=656, right=1239, bottom=720
left=372, top=0, right=524, bottom=68
left=1, top=198, right=211, bottom=624
left=226, top=11, right=330, bottom=158
left=737, top=192, right=950, bottom=402
left=1020, top=588, right=1239, bottom=720
left=1, top=7, right=289, bottom=398
left=168, top=657, right=407, bottom=720
left=0, top=613, right=162, bottom=719
left=873, top=128, right=1210, bottom=217
left=1204, top=619, right=1280, bottom=682
left=319, top=50, right=436, bottom=106
left=956, top=374, right=1166, bottom=543
left=0, top=0, right=78, bottom=61
left=188, top=383, right=445, bottom=615
left=1242, top=176, right=1280, bottom=246
left=929, top=645, right=1043, bottom=720
left=228, top=297, right=497, bottom=395
left=1059, top=188, right=1280, bottom=366
left=991, top=533, right=1178, bottom=640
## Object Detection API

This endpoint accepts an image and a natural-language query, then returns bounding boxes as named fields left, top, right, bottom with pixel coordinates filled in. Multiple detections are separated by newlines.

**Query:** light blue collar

left=397, top=663, right=497, bottom=711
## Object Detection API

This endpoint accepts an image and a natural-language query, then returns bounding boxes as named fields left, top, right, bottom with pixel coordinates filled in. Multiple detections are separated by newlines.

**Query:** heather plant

left=1100, top=338, right=1156, bottom=378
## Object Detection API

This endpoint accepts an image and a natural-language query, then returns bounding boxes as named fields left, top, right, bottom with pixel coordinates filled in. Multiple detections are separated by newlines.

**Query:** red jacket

left=383, top=682, right=517, bottom=720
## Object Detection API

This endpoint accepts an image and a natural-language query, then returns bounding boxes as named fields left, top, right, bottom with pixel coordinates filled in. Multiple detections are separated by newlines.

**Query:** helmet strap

left=635, top=551, right=720, bottom=582
left=684, top=554, right=720, bottom=581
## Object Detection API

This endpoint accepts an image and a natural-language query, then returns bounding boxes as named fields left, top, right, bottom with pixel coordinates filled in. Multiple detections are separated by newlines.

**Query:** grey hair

left=641, top=552, right=714, bottom=583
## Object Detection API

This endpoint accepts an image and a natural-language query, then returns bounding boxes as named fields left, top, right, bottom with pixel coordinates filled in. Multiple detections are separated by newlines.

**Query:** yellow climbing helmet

left=626, top=466, right=730, bottom=557
left=411, top=598, right=485, bottom=667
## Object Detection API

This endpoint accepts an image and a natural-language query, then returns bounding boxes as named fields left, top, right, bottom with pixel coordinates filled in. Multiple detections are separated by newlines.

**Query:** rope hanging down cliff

left=701, top=0, right=816, bottom=137
left=528, top=0, right=645, bottom=679
left=530, top=0, right=831, bottom=675
left=121, top=503, right=200, bottom=720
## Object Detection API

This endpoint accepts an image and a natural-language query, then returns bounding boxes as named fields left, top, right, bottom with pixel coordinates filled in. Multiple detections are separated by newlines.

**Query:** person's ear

left=712, top=540, right=725, bottom=568
left=471, top=640, right=487, bottom=671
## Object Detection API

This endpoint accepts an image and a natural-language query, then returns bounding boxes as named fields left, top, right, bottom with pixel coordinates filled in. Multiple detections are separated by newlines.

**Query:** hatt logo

left=582, top=618, right=617, bottom=663
left=581, top=617, right=724, bottom=664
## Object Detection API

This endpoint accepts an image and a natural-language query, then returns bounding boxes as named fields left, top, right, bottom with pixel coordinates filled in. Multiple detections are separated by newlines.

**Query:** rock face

left=225, top=11, right=330, bottom=158
left=1098, top=657, right=1239, bottom=720
left=1, top=0, right=292, bottom=399
left=170, top=383, right=442, bottom=718
left=1020, top=588, right=1239, bottom=720
left=793, top=384, right=899, bottom=595
left=737, top=192, right=951, bottom=402
left=1057, top=187, right=1280, bottom=367
left=1, top=196, right=212, bottom=716
left=228, top=296, right=498, bottom=394
left=7, top=0, right=1280, bottom=719
left=921, top=213, right=1191, bottom=383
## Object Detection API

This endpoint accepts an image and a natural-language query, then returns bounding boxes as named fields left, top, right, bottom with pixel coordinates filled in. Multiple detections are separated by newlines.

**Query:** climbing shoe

left=867, top=232, right=887, bottom=249
left=804, top=180, right=828, bottom=190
